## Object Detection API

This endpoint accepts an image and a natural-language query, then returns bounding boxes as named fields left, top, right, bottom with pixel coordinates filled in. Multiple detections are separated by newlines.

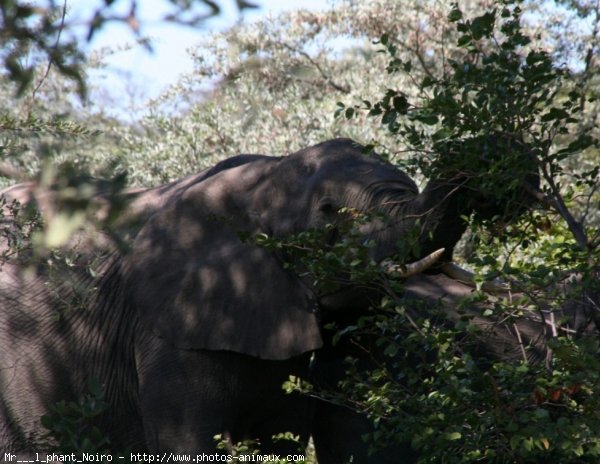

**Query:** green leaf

left=414, top=113, right=438, bottom=125
left=457, top=35, right=472, bottom=47
left=393, top=95, right=409, bottom=113
left=382, top=110, right=397, bottom=126
left=470, top=11, right=496, bottom=39
left=421, top=76, right=435, bottom=88
left=444, top=431, right=462, bottom=441
left=540, top=107, right=569, bottom=122
left=41, top=414, right=55, bottom=430
left=384, top=343, right=399, bottom=357
left=448, top=7, right=463, bottom=22
left=432, top=127, right=452, bottom=141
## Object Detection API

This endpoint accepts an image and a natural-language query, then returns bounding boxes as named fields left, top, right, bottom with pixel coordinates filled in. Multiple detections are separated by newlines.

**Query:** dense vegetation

left=1, top=0, right=599, bottom=461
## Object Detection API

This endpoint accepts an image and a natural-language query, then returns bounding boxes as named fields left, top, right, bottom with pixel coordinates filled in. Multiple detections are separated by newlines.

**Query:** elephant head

left=124, top=137, right=538, bottom=361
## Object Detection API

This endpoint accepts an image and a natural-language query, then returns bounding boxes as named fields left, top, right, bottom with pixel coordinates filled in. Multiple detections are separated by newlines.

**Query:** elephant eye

left=318, top=198, right=338, bottom=216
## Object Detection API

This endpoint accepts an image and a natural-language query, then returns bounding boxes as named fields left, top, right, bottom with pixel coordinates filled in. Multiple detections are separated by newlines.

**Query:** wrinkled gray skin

left=0, top=139, right=448, bottom=453
left=0, top=138, right=547, bottom=456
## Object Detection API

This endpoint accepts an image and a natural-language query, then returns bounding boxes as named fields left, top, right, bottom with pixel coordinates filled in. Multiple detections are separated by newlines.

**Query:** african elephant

left=0, top=138, right=537, bottom=454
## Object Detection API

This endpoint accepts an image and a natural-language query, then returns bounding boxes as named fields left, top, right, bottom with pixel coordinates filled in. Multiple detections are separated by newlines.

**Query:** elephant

left=0, top=137, right=539, bottom=455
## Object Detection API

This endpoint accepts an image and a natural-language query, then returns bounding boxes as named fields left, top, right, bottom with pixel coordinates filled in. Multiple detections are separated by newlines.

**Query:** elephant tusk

left=382, top=248, right=445, bottom=277
left=440, top=262, right=510, bottom=293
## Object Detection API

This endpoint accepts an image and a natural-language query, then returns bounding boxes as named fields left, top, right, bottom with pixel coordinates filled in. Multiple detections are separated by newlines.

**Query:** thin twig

left=580, top=176, right=599, bottom=232
left=31, top=0, right=68, bottom=103
left=412, top=27, right=436, bottom=81
left=280, top=42, right=351, bottom=93
left=512, top=323, right=528, bottom=364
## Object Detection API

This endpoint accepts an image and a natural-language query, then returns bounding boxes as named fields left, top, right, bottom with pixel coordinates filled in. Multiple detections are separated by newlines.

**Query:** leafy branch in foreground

left=0, top=0, right=259, bottom=98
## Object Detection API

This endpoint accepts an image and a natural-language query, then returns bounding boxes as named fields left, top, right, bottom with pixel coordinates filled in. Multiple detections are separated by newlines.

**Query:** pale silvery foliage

left=1, top=0, right=597, bottom=191
left=524, top=0, right=599, bottom=134
left=120, top=0, right=498, bottom=186
left=8, top=0, right=589, bottom=195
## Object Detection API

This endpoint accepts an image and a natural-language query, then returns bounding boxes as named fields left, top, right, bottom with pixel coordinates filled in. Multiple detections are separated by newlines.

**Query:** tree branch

left=280, top=42, right=351, bottom=94
left=30, top=0, right=68, bottom=104
left=523, top=179, right=589, bottom=251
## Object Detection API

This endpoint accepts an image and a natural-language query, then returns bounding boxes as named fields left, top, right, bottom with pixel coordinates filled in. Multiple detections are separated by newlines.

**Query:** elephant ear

left=124, top=163, right=323, bottom=360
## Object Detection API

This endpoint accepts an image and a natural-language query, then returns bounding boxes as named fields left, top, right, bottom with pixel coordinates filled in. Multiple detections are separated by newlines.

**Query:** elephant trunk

left=366, top=177, right=471, bottom=265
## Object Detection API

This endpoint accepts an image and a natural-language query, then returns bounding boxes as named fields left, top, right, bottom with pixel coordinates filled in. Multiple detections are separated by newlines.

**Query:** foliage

left=41, top=378, right=111, bottom=453
left=0, top=0, right=258, bottom=97
left=332, top=0, right=599, bottom=284
left=329, top=297, right=600, bottom=463
left=0, top=112, right=103, bottom=185
left=273, top=207, right=599, bottom=462
left=215, top=433, right=314, bottom=463
left=253, top=208, right=388, bottom=297
left=120, top=0, right=491, bottom=185
left=0, top=196, right=42, bottom=262
left=340, top=1, right=597, bottom=244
